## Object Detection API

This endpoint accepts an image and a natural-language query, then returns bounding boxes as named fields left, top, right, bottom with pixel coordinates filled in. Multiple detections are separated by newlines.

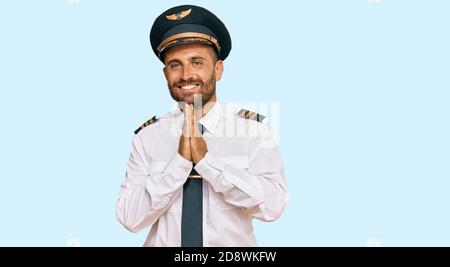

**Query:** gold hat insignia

left=165, top=8, right=192, bottom=21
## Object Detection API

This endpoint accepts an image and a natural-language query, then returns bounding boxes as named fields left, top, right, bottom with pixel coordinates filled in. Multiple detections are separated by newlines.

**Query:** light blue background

left=0, top=0, right=449, bottom=247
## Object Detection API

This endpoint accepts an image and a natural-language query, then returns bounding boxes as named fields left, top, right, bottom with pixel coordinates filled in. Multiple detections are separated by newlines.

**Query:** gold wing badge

left=165, top=8, right=192, bottom=21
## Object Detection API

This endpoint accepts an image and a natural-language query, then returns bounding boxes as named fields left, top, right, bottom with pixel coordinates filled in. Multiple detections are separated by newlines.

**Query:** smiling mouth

left=177, top=83, right=201, bottom=90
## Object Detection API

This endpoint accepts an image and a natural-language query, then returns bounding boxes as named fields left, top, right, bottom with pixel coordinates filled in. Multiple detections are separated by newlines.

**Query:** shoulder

left=133, top=109, right=179, bottom=135
left=134, top=116, right=159, bottom=134
left=228, top=106, right=270, bottom=138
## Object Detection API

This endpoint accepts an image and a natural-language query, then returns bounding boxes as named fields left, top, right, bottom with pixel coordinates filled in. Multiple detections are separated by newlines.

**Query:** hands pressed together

left=178, top=104, right=208, bottom=164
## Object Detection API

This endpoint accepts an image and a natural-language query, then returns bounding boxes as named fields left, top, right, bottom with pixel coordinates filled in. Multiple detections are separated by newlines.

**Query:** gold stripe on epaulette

left=134, top=116, right=158, bottom=134
left=236, top=109, right=265, bottom=123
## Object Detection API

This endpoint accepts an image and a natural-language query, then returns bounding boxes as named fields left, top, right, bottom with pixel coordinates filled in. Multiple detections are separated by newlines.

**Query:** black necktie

left=181, top=124, right=204, bottom=247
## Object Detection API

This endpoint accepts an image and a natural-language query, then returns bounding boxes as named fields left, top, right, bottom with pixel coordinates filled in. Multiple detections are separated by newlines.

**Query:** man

left=116, top=5, right=289, bottom=247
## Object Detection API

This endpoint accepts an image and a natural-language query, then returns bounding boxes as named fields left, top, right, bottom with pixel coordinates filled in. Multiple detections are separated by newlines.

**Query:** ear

left=214, top=60, right=224, bottom=81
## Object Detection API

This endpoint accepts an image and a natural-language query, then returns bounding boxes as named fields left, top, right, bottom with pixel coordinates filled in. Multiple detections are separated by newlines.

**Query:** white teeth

left=180, top=84, right=197, bottom=90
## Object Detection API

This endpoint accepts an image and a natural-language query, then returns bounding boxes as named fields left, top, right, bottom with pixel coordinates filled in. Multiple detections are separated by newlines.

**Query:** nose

left=181, top=64, right=193, bottom=81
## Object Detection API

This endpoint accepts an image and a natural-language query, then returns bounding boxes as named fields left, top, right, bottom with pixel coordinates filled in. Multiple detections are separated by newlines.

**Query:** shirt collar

left=198, top=101, right=222, bottom=135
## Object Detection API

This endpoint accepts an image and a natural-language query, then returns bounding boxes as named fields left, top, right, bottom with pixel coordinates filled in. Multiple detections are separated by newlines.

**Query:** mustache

left=173, top=78, right=203, bottom=88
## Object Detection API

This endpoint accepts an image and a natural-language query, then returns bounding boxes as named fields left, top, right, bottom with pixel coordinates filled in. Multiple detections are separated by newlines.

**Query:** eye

left=168, top=62, right=181, bottom=70
left=192, top=60, right=203, bottom=67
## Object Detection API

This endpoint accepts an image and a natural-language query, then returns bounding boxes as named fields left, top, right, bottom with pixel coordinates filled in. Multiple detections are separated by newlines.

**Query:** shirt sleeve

left=194, top=123, right=289, bottom=222
left=116, top=134, right=192, bottom=233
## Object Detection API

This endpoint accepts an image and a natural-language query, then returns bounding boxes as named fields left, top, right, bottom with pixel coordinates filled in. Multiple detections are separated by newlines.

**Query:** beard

left=167, top=73, right=216, bottom=106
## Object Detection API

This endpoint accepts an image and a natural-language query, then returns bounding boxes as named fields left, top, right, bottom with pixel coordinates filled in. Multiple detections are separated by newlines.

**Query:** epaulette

left=236, top=109, right=265, bottom=123
left=134, top=116, right=158, bottom=134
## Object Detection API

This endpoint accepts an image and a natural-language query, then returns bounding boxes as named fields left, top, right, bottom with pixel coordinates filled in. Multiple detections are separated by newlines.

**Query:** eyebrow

left=166, top=56, right=206, bottom=65
left=189, top=56, right=206, bottom=61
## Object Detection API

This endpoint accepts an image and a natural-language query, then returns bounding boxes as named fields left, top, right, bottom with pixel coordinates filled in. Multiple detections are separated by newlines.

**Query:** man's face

left=163, top=43, right=224, bottom=106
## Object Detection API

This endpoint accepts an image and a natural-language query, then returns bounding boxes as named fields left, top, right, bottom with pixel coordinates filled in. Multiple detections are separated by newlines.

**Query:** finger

left=193, top=94, right=203, bottom=122
left=193, top=119, right=201, bottom=138
left=190, top=105, right=202, bottom=138
left=188, top=104, right=195, bottom=138
left=182, top=103, right=191, bottom=137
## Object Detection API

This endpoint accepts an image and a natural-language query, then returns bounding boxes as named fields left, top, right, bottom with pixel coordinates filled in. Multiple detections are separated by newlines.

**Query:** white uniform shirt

left=116, top=102, right=289, bottom=246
